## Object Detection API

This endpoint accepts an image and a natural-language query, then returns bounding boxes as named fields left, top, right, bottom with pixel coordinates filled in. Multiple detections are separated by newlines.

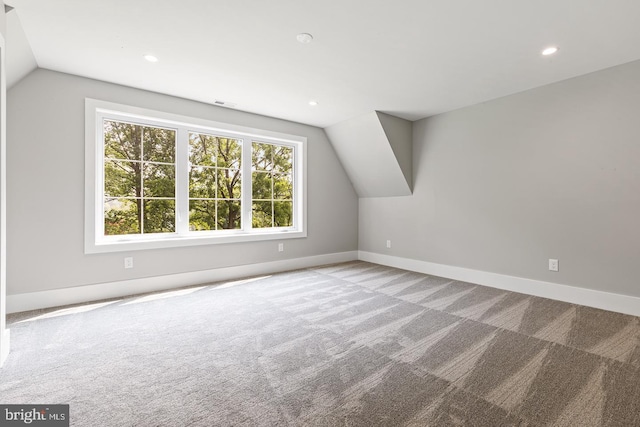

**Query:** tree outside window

left=101, top=118, right=298, bottom=238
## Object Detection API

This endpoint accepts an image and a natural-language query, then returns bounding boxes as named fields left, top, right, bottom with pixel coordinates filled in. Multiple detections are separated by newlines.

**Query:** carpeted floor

left=2, top=261, right=640, bottom=426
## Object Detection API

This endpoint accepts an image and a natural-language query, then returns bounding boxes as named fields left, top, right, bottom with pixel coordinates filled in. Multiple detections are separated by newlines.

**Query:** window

left=103, top=120, right=176, bottom=235
left=252, top=142, right=294, bottom=228
left=188, top=133, right=242, bottom=231
left=85, top=99, right=306, bottom=253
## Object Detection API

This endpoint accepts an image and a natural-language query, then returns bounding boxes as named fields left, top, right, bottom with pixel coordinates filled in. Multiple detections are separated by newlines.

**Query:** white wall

left=5, top=10, right=37, bottom=89
left=7, top=69, right=358, bottom=296
left=360, top=59, right=640, bottom=298
left=0, top=1, right=8, bottom=365
left=325, top=112, right=412, bottom=198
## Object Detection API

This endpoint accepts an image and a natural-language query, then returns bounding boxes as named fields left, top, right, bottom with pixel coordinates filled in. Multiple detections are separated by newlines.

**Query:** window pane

left=252, top=171, right=272, bottom=199
left=105, top=160, right=139, bottom=198
left=273, top=146, right=293, bottom=174
left=104, top=120, right=142, bottom=161
left=274, top=201, right=293, bottom=227
left=273, top=173, right=293, bottom=200
left=217, top=169, right=241, bottom=199
left=189, top=200, right=216, bottom=231
left=189, top=166, right=217, bottom=199
left=143, top=200, right=175, bottom=233
left=250, top=142, right=295, bottom=229
left=217, top=138, right=242, bottom=169
left=252, top=201, right=273, bottom=228
left=104, top=198, right=140, bottom=235
left=144, top=163, right=175, bottom=198
left=217, top=200, right=241, bottom=229
left=143, top=126, right=176, bottom=163
left=252, top=142, right=274, bottom=171
left=189, top=133, right=217, bottom=167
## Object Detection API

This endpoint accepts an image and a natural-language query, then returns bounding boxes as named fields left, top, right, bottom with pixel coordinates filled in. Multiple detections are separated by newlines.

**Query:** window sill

left=85, top=229, right=307, bottom=254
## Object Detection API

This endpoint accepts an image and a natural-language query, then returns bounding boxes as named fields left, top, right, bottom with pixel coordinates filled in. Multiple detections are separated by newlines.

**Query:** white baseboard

left=11, top=250, right=638, bottom=317
left=7, top=251, right=358, bottom=314
left=359, top=251, right=640, bottom=317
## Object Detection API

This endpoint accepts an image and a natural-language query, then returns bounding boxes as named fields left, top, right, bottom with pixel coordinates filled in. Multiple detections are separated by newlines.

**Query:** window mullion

left=241, top=137, right=252, bottom=231
left=176, top=127, right=189, bottom=234
left=96, top=114, right=105, bottom=240
left=140, top=127, right=145, bottom=234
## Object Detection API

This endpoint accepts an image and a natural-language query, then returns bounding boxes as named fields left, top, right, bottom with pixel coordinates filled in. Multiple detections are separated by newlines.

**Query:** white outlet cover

left=548, top=259, right=559, bottom=272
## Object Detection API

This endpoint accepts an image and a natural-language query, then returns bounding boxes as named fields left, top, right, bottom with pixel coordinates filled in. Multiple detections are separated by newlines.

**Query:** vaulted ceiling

left=7, top=0, right=640, bottom=127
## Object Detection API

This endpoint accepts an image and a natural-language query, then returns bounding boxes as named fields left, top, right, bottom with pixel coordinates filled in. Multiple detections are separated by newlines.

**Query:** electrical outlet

left=278, top=243, right=284, bottom=252
left=548, top=259, right=559, bottom=272
left=386, top=240, right=391, bottom=249
left=124, top=257, right=134, bottom=269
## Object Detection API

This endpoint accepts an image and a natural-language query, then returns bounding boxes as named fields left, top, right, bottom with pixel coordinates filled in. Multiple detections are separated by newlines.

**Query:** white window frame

left=85, top=99, right=307, bottom=254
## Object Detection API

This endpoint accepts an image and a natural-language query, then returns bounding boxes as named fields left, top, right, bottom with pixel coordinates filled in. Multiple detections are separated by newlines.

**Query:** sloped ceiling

left=8, top=0, right=640, bottom=128
left=5, top=7, right=36, bottom=89
left=325, top=112, right=412, bottom=198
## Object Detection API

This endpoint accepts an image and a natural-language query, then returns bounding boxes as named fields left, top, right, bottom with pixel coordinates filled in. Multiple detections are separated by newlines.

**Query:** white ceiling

left=8, top=0, right=640, bottom=127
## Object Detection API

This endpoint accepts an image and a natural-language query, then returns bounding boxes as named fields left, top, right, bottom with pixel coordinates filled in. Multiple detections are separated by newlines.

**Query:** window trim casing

left=85, top=98, right=307, bottom=254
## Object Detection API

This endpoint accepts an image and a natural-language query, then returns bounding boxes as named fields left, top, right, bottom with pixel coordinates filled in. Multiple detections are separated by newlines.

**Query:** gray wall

left=360, top=59, right=640, bottom=297
left=377, top=112, right=413, bottom=190
left=7, top=69, right=358, bottom=295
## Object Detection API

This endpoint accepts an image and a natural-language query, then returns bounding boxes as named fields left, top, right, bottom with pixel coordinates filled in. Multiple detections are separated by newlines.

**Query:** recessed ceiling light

left=297, top=33, right=314, bottom=44
left=144, top=54, right=159, bottom=63
left=542, top=46, right=559, bottom=56
left=308, top=100, right=318, bottom=106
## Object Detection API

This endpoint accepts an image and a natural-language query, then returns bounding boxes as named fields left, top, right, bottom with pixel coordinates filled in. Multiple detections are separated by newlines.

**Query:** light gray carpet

left=2, top=261, right=640, bottom=426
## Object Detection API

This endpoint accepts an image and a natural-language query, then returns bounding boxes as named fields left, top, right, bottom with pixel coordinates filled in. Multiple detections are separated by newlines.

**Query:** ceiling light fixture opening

left=144, top=54, right=159, bottom=63
left=308, top=100, right=318, bottom=106
left=214, top=100, right=237, bottom=108
left=297, top=33, right=314, bottom=44
left=542, top=46, right=559, bottom=56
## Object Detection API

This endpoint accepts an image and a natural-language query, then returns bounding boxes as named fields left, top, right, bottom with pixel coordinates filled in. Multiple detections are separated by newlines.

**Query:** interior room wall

left=6, top=69, right=358, bottom=296
left=0, top=1, right=9, bottom=365
left=0, top=3, right=5, bottom=35
left=360, top=59, right=640, bottom=298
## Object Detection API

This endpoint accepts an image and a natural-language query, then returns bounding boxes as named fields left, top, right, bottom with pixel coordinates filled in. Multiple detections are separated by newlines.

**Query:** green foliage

left=144, top=200, right=175, bottom=233
left=103, top=120, right=176, bottom=235
left=217, top=200, right=241, bottom=229
left=104, top=120, right=142, bottom=161
left=274, top=201, right=293, bottom=227
left=188, top=133, right=242, bottom=230
left=252, top=201, right=272, bottom=228
left=251, top=142, right=293, bottom=228
left=104, top=125, right=295, bottom=235
left=252, top=171, right=272, bottom=199
left=143, top=127, right=175, bottom=163
left=144, top=164, right=175, bottom=197
left=105, top=160, right=138, bottom=198
left=189, top=200, right=216, bottom=231
left=273, top=174, right=293, bottom=199
left=189, top=167, right=217, bottom=199
left=104, top=199, right=140, bottom=235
